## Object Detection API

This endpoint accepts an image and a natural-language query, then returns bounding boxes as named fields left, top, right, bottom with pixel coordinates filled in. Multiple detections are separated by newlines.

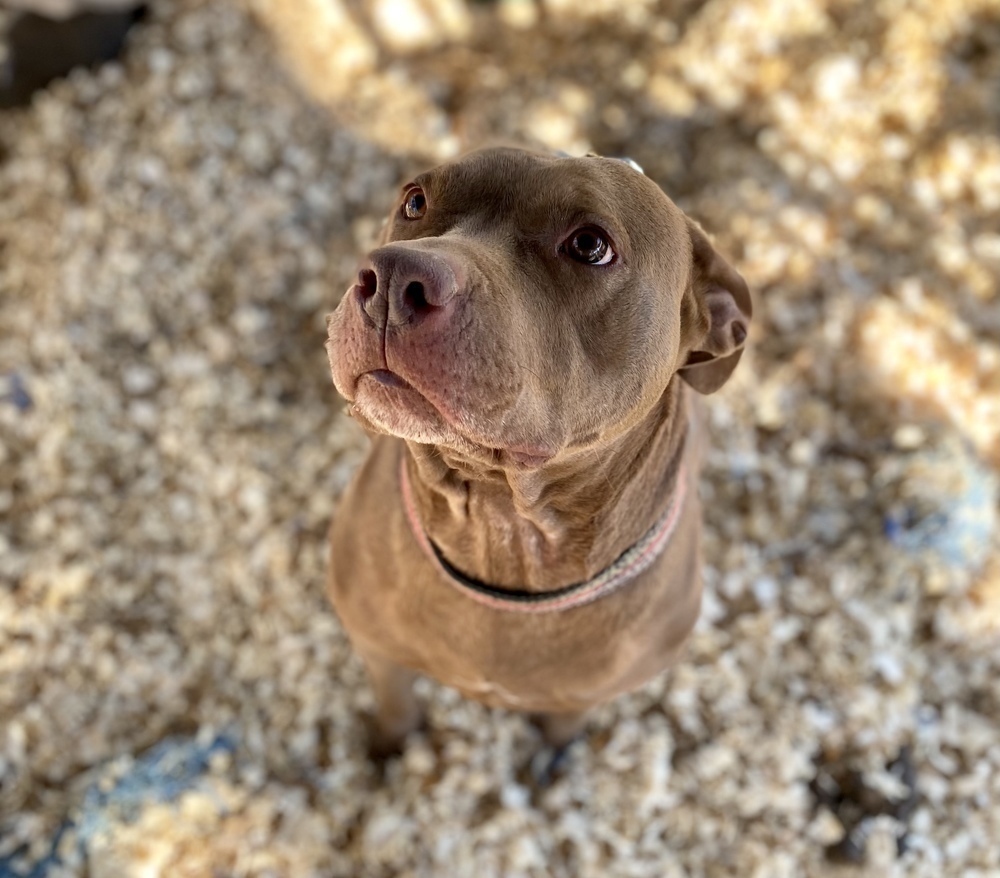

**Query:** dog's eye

left=402, top=188, right=427, bottom=220
left=565, top=227, right=614, bottom=265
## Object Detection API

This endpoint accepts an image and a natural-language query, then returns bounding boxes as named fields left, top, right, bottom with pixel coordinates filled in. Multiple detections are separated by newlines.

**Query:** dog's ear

left=677, top=220, right=752, bottom=394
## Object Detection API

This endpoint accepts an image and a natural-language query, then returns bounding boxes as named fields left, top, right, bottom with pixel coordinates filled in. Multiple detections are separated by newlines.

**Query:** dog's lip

left=354, top=370, right=453, bottom=440
left=354, top=370, right=555, bottom=469
left=367, top=368, right=412, bottom=390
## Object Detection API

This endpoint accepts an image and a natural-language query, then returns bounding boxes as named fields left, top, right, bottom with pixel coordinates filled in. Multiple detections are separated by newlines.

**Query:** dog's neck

left=404, top=380, right=691, bottom=593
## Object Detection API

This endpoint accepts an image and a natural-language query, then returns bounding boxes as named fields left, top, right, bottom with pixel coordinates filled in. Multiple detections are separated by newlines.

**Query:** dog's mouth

left=352, top=370, right=450, bottom=441
left=351, top=370, right=553, bottom=469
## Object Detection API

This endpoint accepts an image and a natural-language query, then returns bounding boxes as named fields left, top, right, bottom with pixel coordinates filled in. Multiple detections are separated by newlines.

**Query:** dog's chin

left=349, top=371, right=553, bottom=470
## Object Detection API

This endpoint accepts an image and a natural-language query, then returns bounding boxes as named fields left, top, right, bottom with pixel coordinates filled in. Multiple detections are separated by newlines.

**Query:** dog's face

left=327, top=147, right=750, bottom=469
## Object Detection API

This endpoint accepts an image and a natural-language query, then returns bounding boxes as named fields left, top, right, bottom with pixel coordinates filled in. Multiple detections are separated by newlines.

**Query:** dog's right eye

left=402, top=188, right=427, bottom=220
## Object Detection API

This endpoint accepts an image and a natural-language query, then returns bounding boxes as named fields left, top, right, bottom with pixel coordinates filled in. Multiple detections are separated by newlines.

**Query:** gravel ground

left=1, top=0, right=999, bottom=875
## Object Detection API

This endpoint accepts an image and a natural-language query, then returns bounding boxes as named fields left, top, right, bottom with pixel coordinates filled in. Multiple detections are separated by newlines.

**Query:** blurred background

left=0, top=0, right=998, bottom=875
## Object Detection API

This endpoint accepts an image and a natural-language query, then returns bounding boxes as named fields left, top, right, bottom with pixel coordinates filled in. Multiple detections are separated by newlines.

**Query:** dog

left=326, top=146, right=751, bottom=760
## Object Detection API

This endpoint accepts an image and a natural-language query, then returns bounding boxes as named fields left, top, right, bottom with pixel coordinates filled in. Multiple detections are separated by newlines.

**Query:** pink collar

left=399, top=456, right=687, bottom=614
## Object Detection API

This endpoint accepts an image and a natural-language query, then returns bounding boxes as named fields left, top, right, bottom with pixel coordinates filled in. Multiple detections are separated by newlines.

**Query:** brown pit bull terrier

left=326, top=147, right=751, bottom=761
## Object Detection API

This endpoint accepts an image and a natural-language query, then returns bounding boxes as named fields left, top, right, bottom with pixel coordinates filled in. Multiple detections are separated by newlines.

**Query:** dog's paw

left=365, top=722, right=407, bottom=764
left=363, top=713, right=429, bottom=766
left=528, top=741, right=576, bottom=789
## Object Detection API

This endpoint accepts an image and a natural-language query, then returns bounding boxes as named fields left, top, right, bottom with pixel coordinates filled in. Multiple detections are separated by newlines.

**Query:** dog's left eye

left=403, top=188, right=427, bottom=220
left=564, top=227, right=614, bottom=265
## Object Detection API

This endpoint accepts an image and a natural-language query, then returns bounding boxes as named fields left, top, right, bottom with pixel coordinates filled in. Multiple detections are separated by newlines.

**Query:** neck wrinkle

left=404, top=381, right=689, bottom=593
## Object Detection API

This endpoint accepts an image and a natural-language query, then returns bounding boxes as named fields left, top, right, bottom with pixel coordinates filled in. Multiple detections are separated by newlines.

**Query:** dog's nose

left=356, top=246, right=460, bottom=329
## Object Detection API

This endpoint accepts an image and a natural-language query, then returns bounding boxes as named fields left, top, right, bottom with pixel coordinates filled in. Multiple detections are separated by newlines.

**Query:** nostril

left=404, top=280, right=428, bottom=311
left=357, top=268, right=378, bottom=300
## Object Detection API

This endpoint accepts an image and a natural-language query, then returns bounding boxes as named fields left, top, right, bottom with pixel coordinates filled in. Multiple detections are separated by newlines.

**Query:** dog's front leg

left=529, top=710, right=589, bottom=785
left=361, top=651, right=422, bottom=760
left=536, top=710, right=589, bottom=748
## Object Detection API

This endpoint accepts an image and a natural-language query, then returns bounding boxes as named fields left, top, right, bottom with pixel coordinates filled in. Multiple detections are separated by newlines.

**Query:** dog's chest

left=329, top=436, right=703, bottom=714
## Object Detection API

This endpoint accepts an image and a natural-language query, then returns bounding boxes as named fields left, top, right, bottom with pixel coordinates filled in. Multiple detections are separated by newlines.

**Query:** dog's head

left=327, top=147, right=751, bottom=469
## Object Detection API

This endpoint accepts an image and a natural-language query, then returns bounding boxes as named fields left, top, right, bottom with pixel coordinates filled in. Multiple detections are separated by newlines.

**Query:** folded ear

left=677, top=220, right=752, bottom=394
